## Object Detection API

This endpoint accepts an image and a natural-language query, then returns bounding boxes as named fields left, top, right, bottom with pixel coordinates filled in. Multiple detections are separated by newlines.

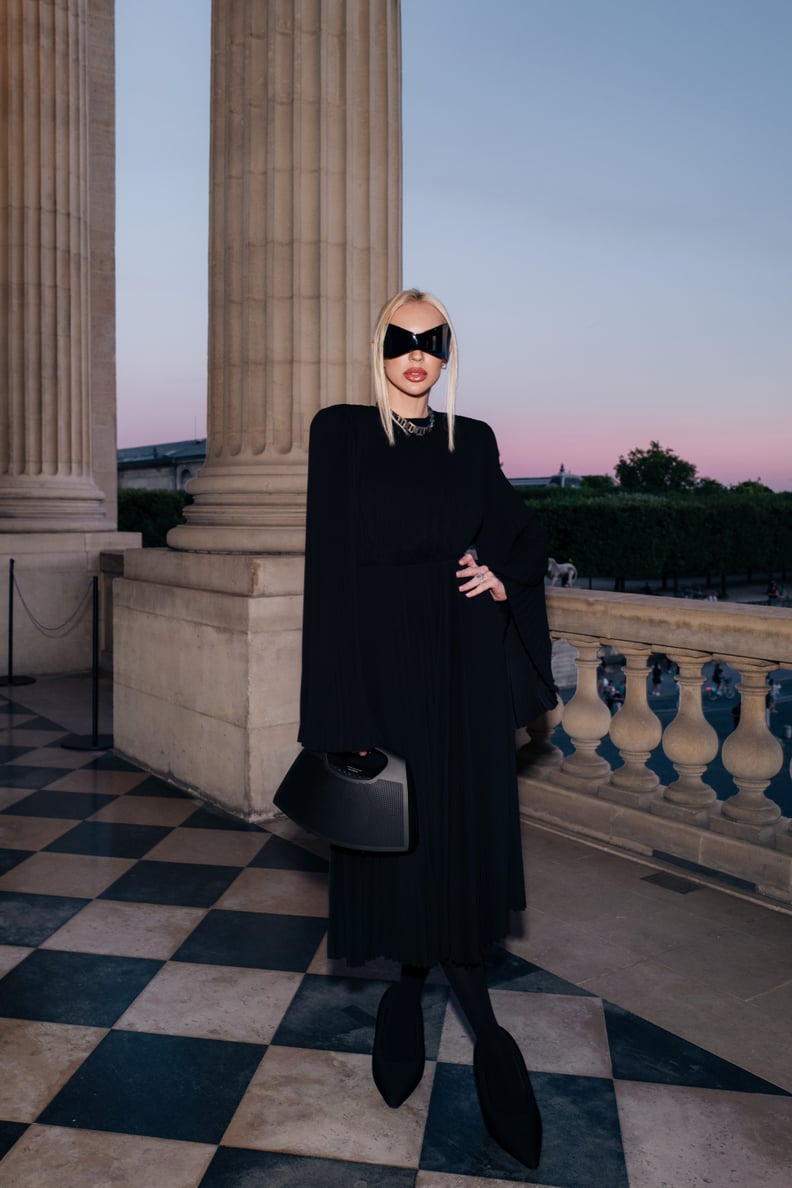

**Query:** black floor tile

left=39, top=1030, right=265, bottom=1144
left=100, top=860, right=243, bottom=908
left=126, top=775, right=194, bottom=799
left=0, top=890, right=88, bottom=946
left=421, top=1064, right=629, bottom=1186
left=0, top=745, right=35, bottom=763
left=2, top=714, right=68, bottom=732
left=82, top=752, right=145, bottom=772
left=272, top=974, right=448, bottom=1059
left=3, top=789, right=117, bottom=819
left=0, top=698, right=28, bottom=713
left=604, top=1002, right=789, bottom=1095
left=0, top=848, right=33, bottom=876
left=249, top=834, right=329, bottom=872
left=0, top=1121, right=27, bottom=1161
left=0, top=765, right=74, bottom=790
left=172, top=909, right=326, bottom=972
left=485, top=947, right=594, bottom=997
left=43, top=821, right=173, bottom=858
left=181, top=806, right=264, bottom=831
left=0, top=948, right=162, bottom=1025
left=201, top=1147, right=416, bottom=1187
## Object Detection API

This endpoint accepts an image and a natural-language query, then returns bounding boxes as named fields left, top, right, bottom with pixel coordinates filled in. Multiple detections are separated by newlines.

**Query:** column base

left=774, top=830, right=792, bottom=857
left=113, top=549, right=304, bottom=819
left=545, top=763, right=609, bottom=797
left=0, top=476, right=108, bottom=532
left=709, top=804, right=783, bottom=846
left=650, top=796, right=713, bottom=828
left=599, top=780, right=660, bottom=810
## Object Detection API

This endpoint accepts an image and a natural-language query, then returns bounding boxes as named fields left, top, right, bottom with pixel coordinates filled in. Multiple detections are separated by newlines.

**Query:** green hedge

left=524, top=491, right=792, bottom=587
left=117, top=489, right=193, bottom=548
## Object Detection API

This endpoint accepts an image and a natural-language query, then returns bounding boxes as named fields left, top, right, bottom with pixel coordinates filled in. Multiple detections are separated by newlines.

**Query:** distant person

left=713, top=663, right=725, bottom=693
left=650, top=663, right=663, bottom=697
left=767, top=580, right=783, bottom=606
left=603, top=679, right=624, bottom=714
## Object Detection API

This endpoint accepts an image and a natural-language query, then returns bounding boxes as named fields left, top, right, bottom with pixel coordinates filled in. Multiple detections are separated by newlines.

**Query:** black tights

left=396, top=959, right=499, bottom=1040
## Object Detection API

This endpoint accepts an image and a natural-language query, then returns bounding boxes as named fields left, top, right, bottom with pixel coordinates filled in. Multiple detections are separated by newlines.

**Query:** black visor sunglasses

left=383, top=322, right=451, bottom=361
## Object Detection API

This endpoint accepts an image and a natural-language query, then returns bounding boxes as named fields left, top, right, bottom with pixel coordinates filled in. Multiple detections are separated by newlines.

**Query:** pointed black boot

left=473, top=1025, right=542, bottom=1169
left=372, top=983, right=425, bottom=1108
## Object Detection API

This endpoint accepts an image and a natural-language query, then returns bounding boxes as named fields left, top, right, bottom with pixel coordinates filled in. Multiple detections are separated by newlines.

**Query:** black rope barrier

left=0, top=559, right=35, bottom=687
left=61, top=576, right=113, bottom=752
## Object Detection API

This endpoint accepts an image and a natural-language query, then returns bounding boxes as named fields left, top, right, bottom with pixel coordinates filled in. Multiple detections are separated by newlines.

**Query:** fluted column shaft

left=0, top=0, right=105, bottom=530
left=169, top=0, right=402, bottom=552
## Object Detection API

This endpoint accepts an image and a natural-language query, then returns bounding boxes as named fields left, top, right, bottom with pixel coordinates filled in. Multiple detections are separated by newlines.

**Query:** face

left=383, top=301, right=447, bottom=408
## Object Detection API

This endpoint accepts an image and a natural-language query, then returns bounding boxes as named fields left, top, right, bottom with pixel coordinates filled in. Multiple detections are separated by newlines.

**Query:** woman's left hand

left=456, top=552, right=507, bottom=602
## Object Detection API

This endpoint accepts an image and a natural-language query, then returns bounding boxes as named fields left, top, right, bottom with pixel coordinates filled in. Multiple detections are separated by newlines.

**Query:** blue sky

left=116, top=0, right=791, bottom=489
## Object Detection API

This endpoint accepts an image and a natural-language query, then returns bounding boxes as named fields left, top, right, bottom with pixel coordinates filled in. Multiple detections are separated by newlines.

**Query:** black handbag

left=273, top=747, right=412, bottom=852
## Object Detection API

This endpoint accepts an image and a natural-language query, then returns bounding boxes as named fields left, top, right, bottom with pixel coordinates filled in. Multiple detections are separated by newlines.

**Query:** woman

left=298, top=288, right=556, bottom=1170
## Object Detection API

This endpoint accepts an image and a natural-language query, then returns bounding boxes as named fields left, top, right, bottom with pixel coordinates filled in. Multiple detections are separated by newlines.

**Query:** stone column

left=114, top=0, right=402, bottom=815
left=0, top=0, right=106, bottom=531
left=168, top=0, right=401, bottom=553
left=0, top=1, right=139, bottom=675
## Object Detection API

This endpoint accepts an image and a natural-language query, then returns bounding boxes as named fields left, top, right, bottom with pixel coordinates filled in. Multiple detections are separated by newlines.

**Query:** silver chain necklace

left=391, top=408, right=435, bottom=437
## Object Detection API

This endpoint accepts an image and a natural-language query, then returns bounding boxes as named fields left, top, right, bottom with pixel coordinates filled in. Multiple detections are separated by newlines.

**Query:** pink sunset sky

left=116, top=0, right=792, bottom=491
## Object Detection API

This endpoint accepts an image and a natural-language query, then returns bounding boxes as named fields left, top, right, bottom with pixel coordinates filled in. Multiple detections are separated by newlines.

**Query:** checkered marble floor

left=2, top=690, right=792, bottom=1187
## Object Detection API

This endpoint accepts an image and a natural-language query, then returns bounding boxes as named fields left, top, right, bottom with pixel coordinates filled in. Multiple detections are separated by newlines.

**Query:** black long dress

left=298, top=403, right=556, bottom=968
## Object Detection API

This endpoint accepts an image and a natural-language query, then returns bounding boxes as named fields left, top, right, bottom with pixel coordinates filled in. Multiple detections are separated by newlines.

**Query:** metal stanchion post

left=61, top=576, right=113, bottom=751
left=0, top=559, right=35, bottom=687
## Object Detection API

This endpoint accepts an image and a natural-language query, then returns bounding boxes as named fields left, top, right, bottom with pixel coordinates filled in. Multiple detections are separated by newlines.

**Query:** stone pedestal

left=114, top=550, right=303, bottom=816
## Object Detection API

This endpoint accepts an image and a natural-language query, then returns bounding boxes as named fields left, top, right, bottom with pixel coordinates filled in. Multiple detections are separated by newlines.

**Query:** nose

left=408, top=346, right=424, bottom=360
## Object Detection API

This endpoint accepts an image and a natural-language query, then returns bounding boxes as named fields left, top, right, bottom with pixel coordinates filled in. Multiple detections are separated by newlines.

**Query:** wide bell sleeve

left=298, top=405, right=382, bottom=752
left=473, top=423, right=558, bottom=726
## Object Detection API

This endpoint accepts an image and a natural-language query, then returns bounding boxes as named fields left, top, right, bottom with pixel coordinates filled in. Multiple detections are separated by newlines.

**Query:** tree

left=694, top=476, right=725, bottom=496
left=581, top=474, right=617, bottom=492
left=118, top=489, right=192, bottom=547
left=615, top=441, right=698, bottom=494
left=730, top=479, right=773, bottom=496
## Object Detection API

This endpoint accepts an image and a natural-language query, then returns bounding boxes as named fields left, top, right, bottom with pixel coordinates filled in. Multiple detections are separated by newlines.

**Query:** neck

left=388, top=392, right=431, bottom=419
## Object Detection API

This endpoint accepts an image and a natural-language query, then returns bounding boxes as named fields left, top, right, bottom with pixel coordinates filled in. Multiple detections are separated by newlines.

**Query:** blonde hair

left=371, top=288, right=458, bottom=450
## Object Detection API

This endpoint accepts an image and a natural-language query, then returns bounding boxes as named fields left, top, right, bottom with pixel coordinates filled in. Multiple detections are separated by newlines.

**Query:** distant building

left=509, top=463, right=582, bottom=489
left=119, top=441, right=583, bottom=494
left=117, top=440, right=206, bottom=491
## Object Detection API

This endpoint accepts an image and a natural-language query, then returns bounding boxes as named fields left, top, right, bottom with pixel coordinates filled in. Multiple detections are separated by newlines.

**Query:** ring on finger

left=477, top=571, right=486, bottom=582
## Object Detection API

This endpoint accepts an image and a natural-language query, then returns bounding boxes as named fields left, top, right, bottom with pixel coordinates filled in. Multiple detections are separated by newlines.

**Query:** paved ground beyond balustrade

left=1, top=679, right=792, bottom=1187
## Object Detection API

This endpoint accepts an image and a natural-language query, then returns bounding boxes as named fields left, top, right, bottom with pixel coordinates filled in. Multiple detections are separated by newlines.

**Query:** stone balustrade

left=519, top=589, right=792, bottom=905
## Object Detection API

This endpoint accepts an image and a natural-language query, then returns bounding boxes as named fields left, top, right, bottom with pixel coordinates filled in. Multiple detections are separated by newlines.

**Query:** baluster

left=517, top=696, right=564, bottom=773
left=714, top=660, right=783, bottom=842
left=601, top=644, right=662, bottom=806
left=556, top=637, right=611, bottom=789
left=655, top=650, right=718, bottom=823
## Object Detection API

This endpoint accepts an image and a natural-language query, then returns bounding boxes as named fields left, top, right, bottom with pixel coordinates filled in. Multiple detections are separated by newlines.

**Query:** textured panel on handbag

left=273, top=749, right=411, bottom=852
